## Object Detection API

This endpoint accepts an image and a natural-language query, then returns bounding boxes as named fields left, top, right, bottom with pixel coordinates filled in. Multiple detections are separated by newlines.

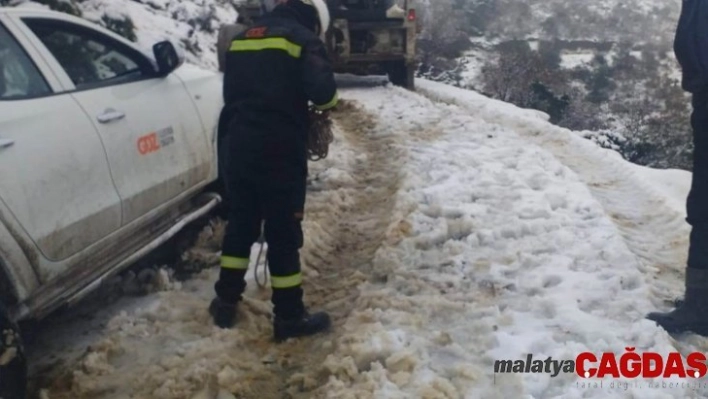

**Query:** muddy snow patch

left=28, top=83, right=699, bottom=399
left=34, top=97, right=400, bottom=399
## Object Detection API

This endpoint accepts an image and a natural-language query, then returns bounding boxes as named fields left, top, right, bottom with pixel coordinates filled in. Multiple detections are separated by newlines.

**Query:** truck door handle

left=97, top=108, right=126, bottom=124
left=0, top=138, right=14, bottom=149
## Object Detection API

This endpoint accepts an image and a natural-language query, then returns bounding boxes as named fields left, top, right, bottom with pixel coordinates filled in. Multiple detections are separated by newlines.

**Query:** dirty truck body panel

left=0, top=8, right=222, bottom=321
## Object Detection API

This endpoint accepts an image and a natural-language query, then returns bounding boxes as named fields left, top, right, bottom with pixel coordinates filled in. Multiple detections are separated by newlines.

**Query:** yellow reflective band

left=221, top=256, right=249, bottom=270
left=315, top=91, right=339, bottom=111
left=229, top=38, right=302, bottom=58
left=271, top=273, right=302, bottom=289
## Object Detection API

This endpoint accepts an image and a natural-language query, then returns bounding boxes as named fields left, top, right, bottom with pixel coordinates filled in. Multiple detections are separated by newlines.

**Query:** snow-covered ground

left=629, top=164, right=692, bottom=216
left=27, top=75, right=703, bottom=399
left=5, top=0, right=701, bottom=397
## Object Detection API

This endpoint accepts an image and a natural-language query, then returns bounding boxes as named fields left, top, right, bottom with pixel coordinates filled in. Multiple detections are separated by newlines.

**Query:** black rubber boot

left=668, top=229, right=708, bottom=311
left=647, top=267, right=708, bottom=335
left=273, top=310, right=332, bottom=342
left=209, top=297, right=238, bottom=329
left=272, top=286, right=331, bottom=342
left=210, top=269, right=247, bottom=329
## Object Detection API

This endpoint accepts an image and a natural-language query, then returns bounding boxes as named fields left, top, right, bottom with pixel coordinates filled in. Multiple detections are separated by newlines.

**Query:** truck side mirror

left=153, top=41, right=184, bottom=76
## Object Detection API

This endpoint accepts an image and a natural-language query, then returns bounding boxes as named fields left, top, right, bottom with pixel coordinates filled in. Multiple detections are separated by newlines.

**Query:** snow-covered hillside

left=5, top=0, right=238, bottom=70
left=477, top=0, right=679, bottom=44
left=5, top=0, right=683, bottom=75
left=419, top=0, right=692, bottom=172
left=6, top=0, right=684, bottom=94
left=27, top=75, right=700, bottom=398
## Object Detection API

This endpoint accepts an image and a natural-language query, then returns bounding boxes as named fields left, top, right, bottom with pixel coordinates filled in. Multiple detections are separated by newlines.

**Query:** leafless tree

left=417, top=0, right=470, bottom=67
left=480, top=45, right=554, bottom=106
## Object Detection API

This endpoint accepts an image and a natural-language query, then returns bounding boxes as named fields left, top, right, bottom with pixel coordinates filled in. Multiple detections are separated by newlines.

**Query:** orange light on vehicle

left=407, top=9, right=416, bottom=21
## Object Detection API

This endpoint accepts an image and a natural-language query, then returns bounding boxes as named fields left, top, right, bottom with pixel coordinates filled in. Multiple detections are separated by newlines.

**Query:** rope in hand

left=254, top=220, right=269, bottom=289
left=307, top=106, right=334, bottom=161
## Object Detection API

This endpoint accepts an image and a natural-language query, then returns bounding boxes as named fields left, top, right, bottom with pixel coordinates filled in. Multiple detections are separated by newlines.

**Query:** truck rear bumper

left=328, top=18, right=416, bottom=63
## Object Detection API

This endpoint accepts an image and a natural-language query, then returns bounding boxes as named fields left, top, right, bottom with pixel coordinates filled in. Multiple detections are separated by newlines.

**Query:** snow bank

left=628, top=165, right=692, bottom=217
left=306, top=84, right=700, bottom=398
left=415, top=80, right=692, bottom=281
left=417, top=79, right=697, bottom=316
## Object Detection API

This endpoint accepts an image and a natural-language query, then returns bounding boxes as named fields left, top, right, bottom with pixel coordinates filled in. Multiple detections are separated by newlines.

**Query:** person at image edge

left=647, top=0, right=708, bottom=335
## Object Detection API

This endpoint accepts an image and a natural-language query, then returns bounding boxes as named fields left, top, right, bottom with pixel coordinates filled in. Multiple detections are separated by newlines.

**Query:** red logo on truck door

left=137, top=127, right=175, bottom=155
left=137, top=132, right=160, bottom=155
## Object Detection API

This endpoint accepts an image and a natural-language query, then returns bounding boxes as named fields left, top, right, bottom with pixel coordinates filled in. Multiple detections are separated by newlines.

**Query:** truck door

left=0, top=20, right=122, bottom=280
left=19, top=17, right=212, bottom=226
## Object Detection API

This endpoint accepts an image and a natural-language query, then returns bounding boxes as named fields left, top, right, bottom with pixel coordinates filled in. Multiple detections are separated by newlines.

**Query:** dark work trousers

left=688, top=90, right=708, bottom=269
left=215, top=124, right=308, bottom=320
left=216, top=109, right=231, bottom=219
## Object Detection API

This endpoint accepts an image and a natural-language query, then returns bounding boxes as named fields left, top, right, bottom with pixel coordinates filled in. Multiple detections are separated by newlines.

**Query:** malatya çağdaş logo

left=494, top=348, right=708, bottom=379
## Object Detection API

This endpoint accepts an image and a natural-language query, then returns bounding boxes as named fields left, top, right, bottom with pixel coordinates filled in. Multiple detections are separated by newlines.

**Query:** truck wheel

left=0, top=305, right=27, bottom=399
left=387, top=61, right=415, bottom=90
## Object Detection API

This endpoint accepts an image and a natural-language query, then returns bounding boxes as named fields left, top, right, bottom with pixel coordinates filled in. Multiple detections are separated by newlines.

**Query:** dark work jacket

left=675, top=0, right=708, bottom=94
left=218, top=5, right=338, bottom=182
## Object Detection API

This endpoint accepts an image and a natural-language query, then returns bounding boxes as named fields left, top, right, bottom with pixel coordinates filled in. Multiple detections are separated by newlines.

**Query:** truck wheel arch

left=0, top=219, right=41, bottom=308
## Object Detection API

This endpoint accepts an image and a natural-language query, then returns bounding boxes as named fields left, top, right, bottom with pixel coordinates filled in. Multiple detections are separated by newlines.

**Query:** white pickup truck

left=0, top=8, right=224, bottom=398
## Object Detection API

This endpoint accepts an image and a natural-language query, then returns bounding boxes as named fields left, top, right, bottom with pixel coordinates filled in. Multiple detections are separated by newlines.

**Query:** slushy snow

left=30, top=75, right=703, bottom=398
left=6, top=0, right=700, bottom=397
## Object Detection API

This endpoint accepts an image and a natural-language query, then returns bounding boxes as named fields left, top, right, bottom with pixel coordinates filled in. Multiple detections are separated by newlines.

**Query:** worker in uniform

left=210, top=0, right=339, bottom=342
left=647, top=0, right=708, bottom=335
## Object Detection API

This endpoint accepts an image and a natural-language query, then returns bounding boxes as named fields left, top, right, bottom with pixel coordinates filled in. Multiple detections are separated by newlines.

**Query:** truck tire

left=0, top=305, right=26, bottom=399
left=387, top=61, right=415, bottom=90
left=205, top=109, right=230, bottom=221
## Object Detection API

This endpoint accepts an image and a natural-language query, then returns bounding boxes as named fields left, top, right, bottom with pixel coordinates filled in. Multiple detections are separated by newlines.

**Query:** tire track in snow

left=416, top=82, right=690, bottom=308
left=238, top=99, right=407, bottom=398
left=411, top=82, right=708, bottom=388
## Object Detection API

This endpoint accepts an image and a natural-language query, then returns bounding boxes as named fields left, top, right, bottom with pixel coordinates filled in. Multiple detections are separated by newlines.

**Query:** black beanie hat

left=285, top=0, right=320, bottom=34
